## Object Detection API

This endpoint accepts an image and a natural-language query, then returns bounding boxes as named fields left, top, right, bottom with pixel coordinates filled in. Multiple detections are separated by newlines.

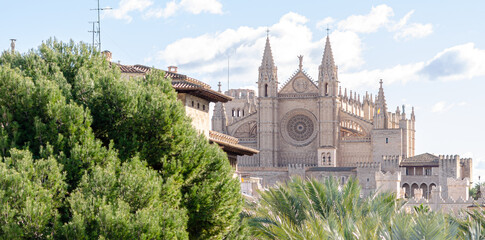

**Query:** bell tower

left=257, top=32, right=279, bottom=167
left=317, top=34, right=339, bottom=166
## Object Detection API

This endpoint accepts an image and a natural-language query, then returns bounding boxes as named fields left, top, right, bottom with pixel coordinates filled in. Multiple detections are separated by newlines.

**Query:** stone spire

left=261, top=36, right=275, bottom=70
left=319, top=35, right=338, bottom=81
left=376, top=79, right=387, bottom=111
left=375, top=79, right=389, bottom=128
left=212, top=84, right=227, bottom=133
left=258, top=34, right=278, bottom=98
left=318, top=35, right=339, bottom=96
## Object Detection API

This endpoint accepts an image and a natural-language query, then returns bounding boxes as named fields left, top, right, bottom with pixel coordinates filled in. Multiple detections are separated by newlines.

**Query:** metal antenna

left=90, top=0, right=111, bottom=51
left=226, top=48, right=236, bottom=91
left=227, top=54, right=230, bottom=91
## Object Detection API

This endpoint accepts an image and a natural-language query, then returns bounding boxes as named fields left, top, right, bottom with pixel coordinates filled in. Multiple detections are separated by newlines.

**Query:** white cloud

left=340, top=42, right=485, bottom=90
left=337, top=5, right=394, bottom=33
left=391, top=10, right=433, bottom=40
left=318, top=5, right=432, bottom=41
left=431, top=101, right=466, bottom=113
left=420, top=43, right=485, bottom=81
left=316, top=17, right=335, bottom=30
left=154, top=7, right=483, bottom=91
left=181, top=0, right=222, bottom=15
left=145, top=0, right=222, bottom=18
left=394, top=23, right=433, bottom=40
left=156, top=12, right=364, bottom=89
left=105, top=0, right=223, bottom=21
left=104, top=0, right=154, bottom=23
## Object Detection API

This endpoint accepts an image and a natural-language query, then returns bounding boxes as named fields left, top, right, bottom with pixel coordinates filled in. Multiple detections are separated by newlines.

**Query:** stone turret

left=257, top=34, right=279, bottom=167
left=317, top=35, right=340, bottom=163
left=374, top=79, right=388, bottom=129
left=258, top=35, right=278, bottom=98
left=318, top=35, right=339, bottom=97
left=212, top=82, right=228, bottom=133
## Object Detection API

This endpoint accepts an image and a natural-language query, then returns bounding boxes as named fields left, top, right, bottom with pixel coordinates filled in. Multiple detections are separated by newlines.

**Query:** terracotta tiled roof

left=115, top=62, right=231, bottom=102
left=401, top=153, right=439, bottom=167
left=133, top=64, right=151, bottom=73
left=115, top=63, right=146, bottom=74
left=209, top=130, right=259, bottom=156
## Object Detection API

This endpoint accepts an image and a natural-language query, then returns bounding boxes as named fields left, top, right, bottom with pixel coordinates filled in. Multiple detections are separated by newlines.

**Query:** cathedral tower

left=317, top=35, right=339, bottom=166
left=374, top=79, right=389, bottom=129
left=212, top=82, right=227, bottom=133
left=257, top=35, right=278, bottom=167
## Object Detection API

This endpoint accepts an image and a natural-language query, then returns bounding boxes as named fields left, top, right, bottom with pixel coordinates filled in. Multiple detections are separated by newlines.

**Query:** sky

left=1, top=0, right=485, bottom=182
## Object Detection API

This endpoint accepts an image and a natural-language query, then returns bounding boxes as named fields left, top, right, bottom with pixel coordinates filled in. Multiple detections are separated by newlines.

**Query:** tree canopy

left=0, top=39, right=241, bottom=239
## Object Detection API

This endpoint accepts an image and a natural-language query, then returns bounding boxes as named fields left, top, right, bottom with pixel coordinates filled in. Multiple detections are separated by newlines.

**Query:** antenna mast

left=89, top=0, right=111, bottom=51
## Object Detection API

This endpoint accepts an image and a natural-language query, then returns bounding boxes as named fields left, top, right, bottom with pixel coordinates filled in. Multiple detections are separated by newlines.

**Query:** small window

left=264, top=84, right=268, bottom=97
left=367, top=178, right=369, bottom=182
left=203, top=105, right=205, bottom=111
left=197, top=103, right=200, bottom=109
left=406, top=168, right=409, bottom=175
left=232, top=109, right=235, bottom=117
left=242, top=110, right=245, bottom=116
left=191, top=101, right=194, bottom=107
left=385, top=138, right=389, bottom=144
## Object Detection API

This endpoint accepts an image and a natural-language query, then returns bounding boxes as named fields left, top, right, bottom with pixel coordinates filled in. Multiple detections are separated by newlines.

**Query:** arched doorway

left=420, top=183, right=428, bottom=199
left=429, top=183, right=436, bottom=199
left=402, top=183, right=410, bottom=198
left=411, top=183, right=419, bottom=198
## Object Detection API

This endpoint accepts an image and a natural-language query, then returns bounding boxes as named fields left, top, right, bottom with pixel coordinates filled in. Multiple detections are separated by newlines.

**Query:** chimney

left=10, top=39, right=16, bottom=53
left=102, top=50, right=112, bottom=62
left=168, top=66, right=178, bottom=73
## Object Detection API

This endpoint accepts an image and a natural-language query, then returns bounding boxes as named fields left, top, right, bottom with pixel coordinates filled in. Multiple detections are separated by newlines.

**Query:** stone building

left=212, top=35, right=472, bottom=203
left=105, top=54, right=259, bottom=169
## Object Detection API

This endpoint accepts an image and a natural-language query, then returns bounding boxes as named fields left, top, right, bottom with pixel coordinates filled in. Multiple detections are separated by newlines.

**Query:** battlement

left=438, top=155, right=460, bottom=161
left=225, top=89, right=256, bottom=99
left=382, top=155, right=403, bottom=162
left=447, top=177, right=470, bottom=186
left=288, top=164, right=306, bottom=178
left=288, top=163, right=306, bottom=170
left=375, top=171, right=401, bottom=180
left=356, top=162, right=381, bottom=169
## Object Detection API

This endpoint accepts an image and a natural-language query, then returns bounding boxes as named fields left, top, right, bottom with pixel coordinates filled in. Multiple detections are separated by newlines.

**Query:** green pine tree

left=0, top=39, right=242, bottom=239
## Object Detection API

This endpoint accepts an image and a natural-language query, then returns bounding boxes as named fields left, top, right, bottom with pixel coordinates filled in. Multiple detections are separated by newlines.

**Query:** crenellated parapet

left=288, top=164, right=306, bottom=178
left=356, top=161, right=381, bottom=170
left=381, top=155, right=402, bottom=172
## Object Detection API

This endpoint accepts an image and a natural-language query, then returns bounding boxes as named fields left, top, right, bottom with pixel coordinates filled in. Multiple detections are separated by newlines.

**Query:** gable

left=279, top=71, right=318, bottom=94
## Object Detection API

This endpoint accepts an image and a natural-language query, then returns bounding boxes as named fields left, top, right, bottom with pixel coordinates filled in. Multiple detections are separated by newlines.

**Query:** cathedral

left=212, top=34, right=473, bottom=206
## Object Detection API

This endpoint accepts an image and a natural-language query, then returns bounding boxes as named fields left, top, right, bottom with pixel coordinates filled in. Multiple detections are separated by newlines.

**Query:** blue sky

left=2, top=0, right=485, bottom=182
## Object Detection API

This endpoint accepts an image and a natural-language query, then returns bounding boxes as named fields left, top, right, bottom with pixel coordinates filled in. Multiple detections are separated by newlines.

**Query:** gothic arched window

left=264, top=84, right=268, bottom=97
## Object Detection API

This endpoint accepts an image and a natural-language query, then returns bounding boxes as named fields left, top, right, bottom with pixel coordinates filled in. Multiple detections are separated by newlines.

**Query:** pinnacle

left=261, top=36, right=275, bottom=68
left=321, top=35, right=335, bottom=67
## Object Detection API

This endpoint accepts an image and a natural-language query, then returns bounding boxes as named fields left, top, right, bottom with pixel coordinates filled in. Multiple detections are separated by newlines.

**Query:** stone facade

left=212, top=35, right=472, bottom=207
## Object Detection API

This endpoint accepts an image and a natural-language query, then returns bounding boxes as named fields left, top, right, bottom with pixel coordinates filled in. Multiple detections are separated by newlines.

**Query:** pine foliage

left=0, top=39, right=241, bottom=239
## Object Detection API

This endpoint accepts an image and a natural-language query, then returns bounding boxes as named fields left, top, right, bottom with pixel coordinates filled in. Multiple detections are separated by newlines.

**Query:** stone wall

left=371, top=129, right=402, bottom=162
left=178, top=93, right=210, bottom=137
